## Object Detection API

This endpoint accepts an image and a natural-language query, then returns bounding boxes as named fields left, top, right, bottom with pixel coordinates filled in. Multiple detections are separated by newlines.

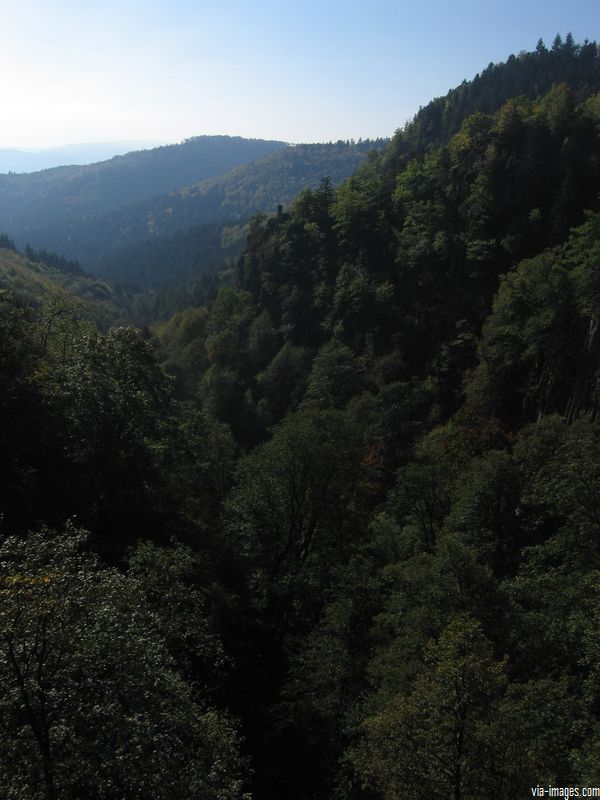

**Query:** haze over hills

left=0, top=135, right=288, bottom=233
left=5, top=138, right=386, bottom=280
left=0, top=142, right=166, bottom=174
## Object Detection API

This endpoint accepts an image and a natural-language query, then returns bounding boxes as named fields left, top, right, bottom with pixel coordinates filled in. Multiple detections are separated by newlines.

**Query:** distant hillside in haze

left=0, top=142, right=165, bottom=174
left=0, top=135, right=288, bottom=233
left=15, top=139, right=387, bottom=274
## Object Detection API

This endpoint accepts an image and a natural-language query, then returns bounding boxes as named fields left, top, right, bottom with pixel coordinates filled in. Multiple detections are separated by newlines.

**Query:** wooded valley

left=1, top=35, right=600, bottom=799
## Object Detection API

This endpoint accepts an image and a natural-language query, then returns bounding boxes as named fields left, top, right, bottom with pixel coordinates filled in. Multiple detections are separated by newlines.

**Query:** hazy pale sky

left=1, top=0, right=598, bottom=148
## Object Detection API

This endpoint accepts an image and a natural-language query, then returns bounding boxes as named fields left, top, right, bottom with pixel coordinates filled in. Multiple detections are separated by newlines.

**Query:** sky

left=0, top=0, right=598, bottom=149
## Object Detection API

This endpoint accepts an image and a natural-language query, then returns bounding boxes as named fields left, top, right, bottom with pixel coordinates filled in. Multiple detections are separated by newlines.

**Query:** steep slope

left=0, top=245, right=125, bottom=328
left=232, top=83, right=600, bottom=390
left=149, top=39, right=600, bottom=800
left=382, top=35, right=600, bottom=173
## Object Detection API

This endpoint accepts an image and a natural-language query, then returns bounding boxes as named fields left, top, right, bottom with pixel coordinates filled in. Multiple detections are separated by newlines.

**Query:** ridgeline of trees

left=2, top=36, right=600, bottom=800
left=383, top=33, right=600, bottom=169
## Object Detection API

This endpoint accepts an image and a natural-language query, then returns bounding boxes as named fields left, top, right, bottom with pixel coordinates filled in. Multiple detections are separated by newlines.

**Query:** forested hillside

left=385, top=33, right=600, bottom=166
left=16, top=139, right=386, bottom=275
left=0, top=135, right=287, bottom=230
left=95, top=221, right=245, bottom=292
left=2, top=36, right=600, bottom=800
left=0, top=239, right=125, bottom=328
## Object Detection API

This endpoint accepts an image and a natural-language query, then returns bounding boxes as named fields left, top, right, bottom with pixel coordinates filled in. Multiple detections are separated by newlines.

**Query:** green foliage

left=0, top=232, right=17, bottom=251
left=468, top=212, right=600, bottom=424
left=354, top=614, right=506, bottom=800
left=0, top=247, right=124, bottom=328
left=36, top=323, right=178, bottom=555
left=24, top=245, right=83, bottom=276
left=205, top=288, right=255, bottom=371
left=153, top=305, right=209, bottom=395
left=387, top=34, right=600, bottom=165
left=0, top=527, right=248, bottom=800
left=255, top=342, right=311, bottom=422
left=304, top=339, right=363, bottom=409
left=247, top=309, right=279, bottom=372
left=128, top=539, right=227, bottom=692
left=227, top=407, right=369, bottom=593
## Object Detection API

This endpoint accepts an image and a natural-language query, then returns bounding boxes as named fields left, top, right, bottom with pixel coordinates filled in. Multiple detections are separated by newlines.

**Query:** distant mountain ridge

left=0, top=135, right=288, bottom=233
left=11, top=139, right=387, bottom=272
left=0, top=142, right=165, bottom=174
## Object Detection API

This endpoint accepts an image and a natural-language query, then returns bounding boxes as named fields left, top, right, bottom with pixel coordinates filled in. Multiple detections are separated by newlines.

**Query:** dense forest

left=2, top=36, right=600, bottom=800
